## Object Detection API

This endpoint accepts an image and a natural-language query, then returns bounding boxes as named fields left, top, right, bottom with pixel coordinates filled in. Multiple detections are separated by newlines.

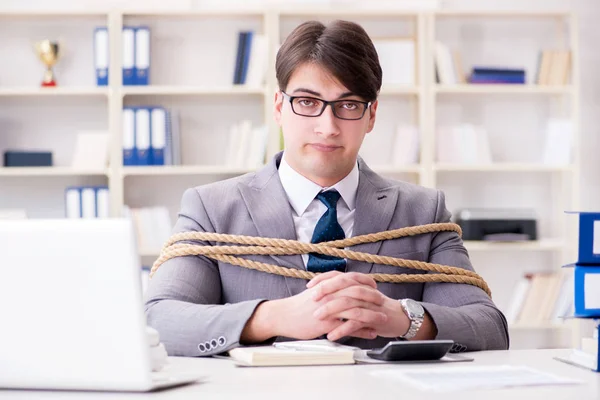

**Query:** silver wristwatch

left=398, top=298, right=425, bottom=339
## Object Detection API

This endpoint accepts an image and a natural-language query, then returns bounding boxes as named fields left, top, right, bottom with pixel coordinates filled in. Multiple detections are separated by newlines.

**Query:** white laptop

left=0, top=218, right=203, bottom=392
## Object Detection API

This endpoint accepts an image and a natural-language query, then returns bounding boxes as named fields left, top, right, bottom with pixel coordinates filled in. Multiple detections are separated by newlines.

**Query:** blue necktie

left=307, top=190, right=346, bottom=273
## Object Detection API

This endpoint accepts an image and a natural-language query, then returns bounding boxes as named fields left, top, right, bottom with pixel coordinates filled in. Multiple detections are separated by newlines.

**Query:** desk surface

left=1, top=349, right=598, bottom=399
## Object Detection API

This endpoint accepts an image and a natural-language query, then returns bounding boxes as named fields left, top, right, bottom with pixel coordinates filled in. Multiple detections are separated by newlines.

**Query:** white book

left=96, top=188, right=109, bottom=219
left=235, top=120, right=253, bottom=168
left=71, top=131, right=110, bottom=169
left=373, top=39, right=415, bottom=86
left=504, top=276, right=531, bottom=324
left=391, top=125, right=419, bottom=166
left=80, top=188, right=97, bottom=219
left=474, top=125, right=493, bottom=164
left=246, top=125, right=269, bottom=168
left=225, top=123, right=241, bottom=166
left=542, top=119, right=572, bottom=165
left=245, top=34, right=269, bottom=87
left=65, top=188, right=81, bottom=219
left=436, top=127, right=456, bottom=163
left=457, top=125, right=478, bottom=164
left=434, top=41, right=456, bottom=85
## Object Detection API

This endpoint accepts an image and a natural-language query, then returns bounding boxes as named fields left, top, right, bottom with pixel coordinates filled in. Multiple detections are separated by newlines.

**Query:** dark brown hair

left=276, top=20, right=382, bottom=102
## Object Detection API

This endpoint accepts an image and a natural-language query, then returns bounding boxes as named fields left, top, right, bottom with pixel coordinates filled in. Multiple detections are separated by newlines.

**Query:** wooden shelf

left=435, top=84, right=573, bottom=95
left=380, top=86, right=420, bottom=95
left=121, top=86, right=266, bottom=96
left=435, top=10, right=571, bottom=18
left=0, top=10, right=108, bottom=17
left=122, top=165, right=259, bottom=176
left=463, top=239, right=564, bottom=252
left=434, top=163, right=574, bottom=173
left=278, top=8, right=419, bottom=17
left=371, top=165, right=421, bottom=174
left=139, top=249, right=160, bottom=258
left=509, top=322, right=570, bottom=331
left=0, top=87, right=109, bottom=97
left=0, top=167, right=108, bottom=177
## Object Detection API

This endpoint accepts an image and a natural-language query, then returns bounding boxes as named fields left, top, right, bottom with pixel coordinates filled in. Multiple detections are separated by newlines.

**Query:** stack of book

left=436, top=124, right=492, bottom=165
left=434, top=41, right=465, bottom=84
left=504, top=271, right=573, bottom=326
left=122, top=107, right=181, bottom=166
left=124, top=206, right=172, bottom=255
left=555, top=211, right=600, bottom=372
left=64, top=186, right=109, bottom=219
left=373, top=38, right=415, bottom=86
left=536, top=50, right=571, bottom=85
left=225, top=120, right=268, bottom=168
left=468, top=67, right=526, bottom=84
left=233, top=31, right=268, bottom=86
left=94, top=26, right=151, bottom=86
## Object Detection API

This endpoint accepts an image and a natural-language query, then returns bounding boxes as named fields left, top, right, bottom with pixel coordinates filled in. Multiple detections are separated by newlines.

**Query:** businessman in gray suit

left=145, top=20, right=509, bottom=357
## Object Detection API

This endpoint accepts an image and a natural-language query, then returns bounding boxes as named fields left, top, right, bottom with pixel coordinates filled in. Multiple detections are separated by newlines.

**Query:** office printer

left=454, top=208, right=538, bottom=241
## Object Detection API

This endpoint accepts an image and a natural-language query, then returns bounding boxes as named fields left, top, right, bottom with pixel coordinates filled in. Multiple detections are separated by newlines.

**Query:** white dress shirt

left=278, top=154, right=359, bottom=268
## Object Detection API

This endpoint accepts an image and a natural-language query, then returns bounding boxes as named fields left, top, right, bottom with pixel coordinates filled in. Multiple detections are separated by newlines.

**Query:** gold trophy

left=34, top=40, right=60, bottom=87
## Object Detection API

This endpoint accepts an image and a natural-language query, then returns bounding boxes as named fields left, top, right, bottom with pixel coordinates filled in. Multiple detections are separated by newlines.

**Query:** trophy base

left=41, top=81, right=57, bottom=87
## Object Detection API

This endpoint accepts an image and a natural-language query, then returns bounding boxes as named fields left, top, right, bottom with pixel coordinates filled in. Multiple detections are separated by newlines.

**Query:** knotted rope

left=150, top=222, right=491, bottom=297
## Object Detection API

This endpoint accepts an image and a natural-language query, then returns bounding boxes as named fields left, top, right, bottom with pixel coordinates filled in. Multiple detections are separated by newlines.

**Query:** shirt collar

left=278, top=153, right=359, bottom=216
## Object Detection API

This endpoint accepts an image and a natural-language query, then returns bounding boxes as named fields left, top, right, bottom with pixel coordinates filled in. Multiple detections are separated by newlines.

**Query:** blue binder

left=123, top=107, right=137, bottom=166
left=94, top=27, right=109, bottom=86
left=150, top=107, right=167, bottom=166
left=240, top=31, right=253, bottom=84
left=122, top=26, right=136, bottom=86
left=134, top=26, right=150, bottom=85
left=135, top=107, right=151, bottom=165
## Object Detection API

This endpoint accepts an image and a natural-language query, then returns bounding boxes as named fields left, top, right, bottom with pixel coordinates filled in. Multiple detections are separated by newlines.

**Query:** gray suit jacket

left=145, top=153, right=509, bottom=356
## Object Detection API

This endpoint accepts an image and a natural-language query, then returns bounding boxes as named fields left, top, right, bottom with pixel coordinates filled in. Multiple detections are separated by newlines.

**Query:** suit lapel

left=238, top=153, right=305, bottom=296
left=347, top=159, right=399, bottom=274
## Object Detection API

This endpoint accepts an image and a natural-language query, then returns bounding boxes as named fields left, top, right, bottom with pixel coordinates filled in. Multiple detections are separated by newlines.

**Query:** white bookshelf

left=0, top=6, right=580, bottom=349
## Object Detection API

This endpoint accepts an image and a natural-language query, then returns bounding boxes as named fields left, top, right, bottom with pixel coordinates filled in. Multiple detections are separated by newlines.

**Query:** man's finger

left=327, top=319, right=368, bottom=342
left=314, top=298, right=377, bottom=320
left=312, top=275, right=377, bottom=302
left=306, top=270, right=342, bottom=288
left=307, top=271, right=376, bottom=289
left=346, top=327, right=378, bottom=340
left=331, top=308, right=388, bottom=325
left=319, top=285, right=385, bottom=306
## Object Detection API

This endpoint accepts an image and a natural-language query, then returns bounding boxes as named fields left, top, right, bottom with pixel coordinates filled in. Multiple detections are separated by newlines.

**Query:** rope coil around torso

left=150, top=222, right=492, bottom=297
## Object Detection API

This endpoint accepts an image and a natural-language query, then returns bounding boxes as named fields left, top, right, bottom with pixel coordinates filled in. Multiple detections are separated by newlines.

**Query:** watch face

left=405, top=299, right=425, bottom=318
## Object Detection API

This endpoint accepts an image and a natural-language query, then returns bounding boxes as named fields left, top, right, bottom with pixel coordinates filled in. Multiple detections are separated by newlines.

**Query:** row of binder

left=123, top=107, right=181, bottom=166
left=65, top=186, right=109, bottom=219
left=233, top=31, right=268, bottom=86
left=94, top=26, right=151, bottom=86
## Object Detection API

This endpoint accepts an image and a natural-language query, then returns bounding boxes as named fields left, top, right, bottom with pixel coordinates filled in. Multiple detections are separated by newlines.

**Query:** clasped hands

left=278, top=271, right=411, bottom=341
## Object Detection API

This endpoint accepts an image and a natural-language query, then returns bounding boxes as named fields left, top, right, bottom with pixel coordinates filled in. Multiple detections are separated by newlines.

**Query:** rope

left=150, top=222, right=492, bottom=297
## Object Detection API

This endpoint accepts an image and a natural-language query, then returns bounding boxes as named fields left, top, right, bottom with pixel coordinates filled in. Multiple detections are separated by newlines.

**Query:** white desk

left=1, top=349, right=598, bottom=399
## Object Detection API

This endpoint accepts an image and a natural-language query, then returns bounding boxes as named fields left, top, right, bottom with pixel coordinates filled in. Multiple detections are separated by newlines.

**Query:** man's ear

left=366, top=100, right=378, bottom=133
left=274, top=91, right=284, bottom=125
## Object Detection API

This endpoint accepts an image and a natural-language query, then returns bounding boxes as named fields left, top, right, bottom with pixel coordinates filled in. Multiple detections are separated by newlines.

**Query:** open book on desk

left=227, top=340, right=473, bottom=367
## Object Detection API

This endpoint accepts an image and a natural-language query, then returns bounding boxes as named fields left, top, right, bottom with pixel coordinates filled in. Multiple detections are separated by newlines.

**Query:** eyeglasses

left=281, top=91, right=372, bottom=121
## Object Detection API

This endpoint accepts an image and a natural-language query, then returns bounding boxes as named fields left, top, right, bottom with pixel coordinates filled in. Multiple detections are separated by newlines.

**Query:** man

left=145, top=20, right=509, bottom=357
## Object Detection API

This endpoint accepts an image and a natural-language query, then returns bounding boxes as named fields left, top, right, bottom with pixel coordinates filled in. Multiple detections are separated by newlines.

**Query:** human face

left=274, top=63, right=378, bottom=187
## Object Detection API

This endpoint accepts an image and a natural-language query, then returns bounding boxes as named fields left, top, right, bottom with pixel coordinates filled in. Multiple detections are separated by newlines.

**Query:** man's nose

left=316, top=104, right=341, bottom=137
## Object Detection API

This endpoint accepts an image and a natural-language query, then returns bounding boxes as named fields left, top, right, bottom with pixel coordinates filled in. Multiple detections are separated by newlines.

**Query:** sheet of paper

left=370, top=365, right=583, bottom=392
